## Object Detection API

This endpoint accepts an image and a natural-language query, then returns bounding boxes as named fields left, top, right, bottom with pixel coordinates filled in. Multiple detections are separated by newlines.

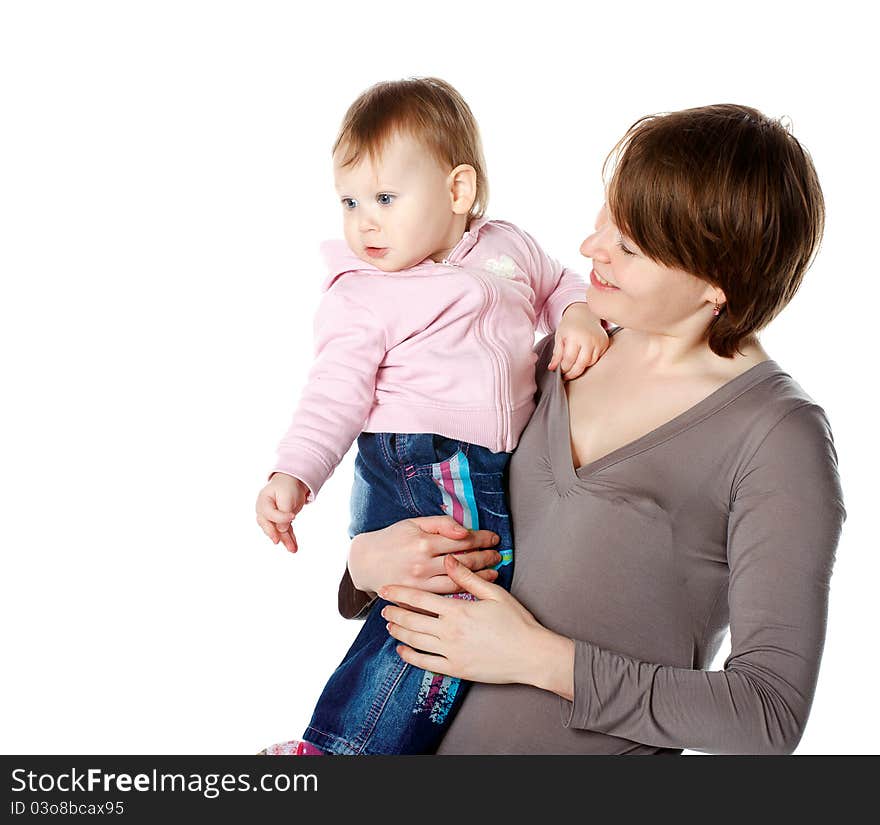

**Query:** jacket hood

left=319, top=240, right=379, bottom=291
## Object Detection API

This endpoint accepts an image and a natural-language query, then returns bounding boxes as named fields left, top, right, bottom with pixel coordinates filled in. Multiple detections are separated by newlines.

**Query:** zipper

left=441, top=226, right=476, bottom=265
left=469, top=269, right=511, bottom=450
left=441, top=221, right=512, bottom=450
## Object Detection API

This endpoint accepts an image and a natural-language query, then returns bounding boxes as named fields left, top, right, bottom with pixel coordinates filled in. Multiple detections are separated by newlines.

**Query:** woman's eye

left=377, top=193, right=396, bottom=206
left=615, top=233, right=636, bottom=256
left=342, top=198, right=357, bottom=210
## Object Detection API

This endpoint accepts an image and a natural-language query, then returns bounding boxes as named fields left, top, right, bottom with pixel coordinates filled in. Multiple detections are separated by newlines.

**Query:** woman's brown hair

left=332, top=77, right=489, bottom=222
left=605, top=104, right=825, bottom=358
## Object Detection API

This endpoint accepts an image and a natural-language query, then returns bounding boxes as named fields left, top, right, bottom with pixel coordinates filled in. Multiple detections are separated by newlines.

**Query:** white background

left=1, top=1, right=875, bottom=755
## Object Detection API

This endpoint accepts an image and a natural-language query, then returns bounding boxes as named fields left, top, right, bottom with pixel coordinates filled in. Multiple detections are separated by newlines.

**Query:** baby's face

left=333, top=131, right=464, bottom=271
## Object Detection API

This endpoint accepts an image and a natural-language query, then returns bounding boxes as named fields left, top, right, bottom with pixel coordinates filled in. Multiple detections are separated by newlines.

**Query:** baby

left=256, top=77, right=608, bottom=755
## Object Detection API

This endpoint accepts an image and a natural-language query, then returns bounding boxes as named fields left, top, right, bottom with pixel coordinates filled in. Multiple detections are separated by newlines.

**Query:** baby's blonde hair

left=332, top=77, right=489, bottom=222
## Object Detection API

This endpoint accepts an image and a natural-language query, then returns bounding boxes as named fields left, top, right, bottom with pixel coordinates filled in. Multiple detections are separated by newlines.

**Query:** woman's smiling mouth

left=590, top=269, right=620, bottom=290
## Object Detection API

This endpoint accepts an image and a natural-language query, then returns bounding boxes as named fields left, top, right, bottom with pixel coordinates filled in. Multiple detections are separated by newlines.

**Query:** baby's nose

left=358, top=210, right=379, bottom=232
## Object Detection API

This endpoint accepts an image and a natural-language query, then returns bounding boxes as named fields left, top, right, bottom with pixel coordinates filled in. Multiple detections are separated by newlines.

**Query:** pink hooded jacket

left=271, top=217, right=589, bottom=501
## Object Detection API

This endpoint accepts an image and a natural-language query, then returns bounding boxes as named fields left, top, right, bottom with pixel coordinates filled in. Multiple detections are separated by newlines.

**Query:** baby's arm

left=547, top=301, right=609, bottom=381
left=271, top=284, right=386, bottom=499
left=511, top=225, right=609, bottom=380
left=257, top=282, right=387, bottom=552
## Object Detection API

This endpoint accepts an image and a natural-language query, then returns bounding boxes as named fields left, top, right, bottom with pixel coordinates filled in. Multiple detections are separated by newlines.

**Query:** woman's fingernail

left=379, top=587, right=388, bottom=597
left=492, top=535, right=499, bottom=544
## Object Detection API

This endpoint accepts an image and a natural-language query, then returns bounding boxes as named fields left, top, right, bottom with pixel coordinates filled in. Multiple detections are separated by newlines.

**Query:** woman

left=300, top=103, right=845, bottom=755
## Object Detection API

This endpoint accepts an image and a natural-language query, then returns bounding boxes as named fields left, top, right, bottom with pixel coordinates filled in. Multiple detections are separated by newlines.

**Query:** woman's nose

left=580, top=230, right=606, bottom=261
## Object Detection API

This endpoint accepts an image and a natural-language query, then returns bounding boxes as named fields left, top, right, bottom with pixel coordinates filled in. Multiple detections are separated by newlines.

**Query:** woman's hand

left=347, top=515, right=504, bottom=599
left=380, top=554, right=574, bottom=692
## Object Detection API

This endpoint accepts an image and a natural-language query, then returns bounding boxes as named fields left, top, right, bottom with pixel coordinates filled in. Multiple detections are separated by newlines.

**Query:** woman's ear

left=448, top=164, right=477, bottom=215
left=704, top=285, right=727, bottom=311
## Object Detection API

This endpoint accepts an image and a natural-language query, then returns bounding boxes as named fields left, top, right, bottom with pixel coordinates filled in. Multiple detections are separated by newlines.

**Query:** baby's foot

left=258, top=739, right=325, bottom=756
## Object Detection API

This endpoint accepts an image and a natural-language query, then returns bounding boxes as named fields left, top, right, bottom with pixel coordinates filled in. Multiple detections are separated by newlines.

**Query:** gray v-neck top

left=338, top=332, right=846, bottom=755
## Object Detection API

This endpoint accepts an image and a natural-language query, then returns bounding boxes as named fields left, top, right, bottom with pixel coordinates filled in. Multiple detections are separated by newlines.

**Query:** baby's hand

left=548, top=302, right=610, bottom=381
left=255, top=473, right=310, bottom=554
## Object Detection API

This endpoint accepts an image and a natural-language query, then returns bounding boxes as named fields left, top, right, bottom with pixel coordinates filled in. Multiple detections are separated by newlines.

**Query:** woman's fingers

left=439, top=548, right=501, bottom=576
left=380, top=585, right=451, bottom=615
left=394, top=644, right=449, bottom=674
left=442, top=554, right=502, bottom=600
left=424, top=568, right=498, bottom=594
left=428, top=531, right=500, bottom=558
left=408, top=515, right=470, bottom=538
left=462, top=548, right=504, bottom=569
left=386, top=623, right=444, bottom=655
left=408, top=516, right=500, bottom=551
left=382, top=604, right=438, bottom=636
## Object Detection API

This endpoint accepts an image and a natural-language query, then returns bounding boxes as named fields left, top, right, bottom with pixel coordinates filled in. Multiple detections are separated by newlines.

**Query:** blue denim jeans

left=302, top=432, right=514, bottom=755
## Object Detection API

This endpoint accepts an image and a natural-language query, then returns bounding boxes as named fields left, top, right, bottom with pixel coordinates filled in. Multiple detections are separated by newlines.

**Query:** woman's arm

left=554, top=403, right=845, bottom=755
left=338, top=515, right=504, bottom=619
left=383, top=404, right=845, bottom=754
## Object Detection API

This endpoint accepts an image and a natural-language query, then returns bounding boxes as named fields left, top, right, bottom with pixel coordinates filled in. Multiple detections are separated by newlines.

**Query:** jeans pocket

left=430, top=434, right=465, bottom=465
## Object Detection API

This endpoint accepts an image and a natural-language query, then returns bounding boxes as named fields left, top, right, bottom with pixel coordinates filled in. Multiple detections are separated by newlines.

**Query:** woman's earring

left=712, top=300, right=721, bottom=317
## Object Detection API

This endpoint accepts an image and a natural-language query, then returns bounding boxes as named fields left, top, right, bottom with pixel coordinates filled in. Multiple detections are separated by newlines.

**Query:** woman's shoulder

left=730, top=359, right=833, bottom=434
left=533, top=332, right=557, bottom=370
left=532, top=333, right=559, bottom=396
left=532, top=327, right=624, bottom=396
left=716, top=360, right=843, bottom=515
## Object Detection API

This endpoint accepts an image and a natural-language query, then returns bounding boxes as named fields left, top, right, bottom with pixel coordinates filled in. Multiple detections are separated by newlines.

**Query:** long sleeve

left=511, top=226, right=588, bottom=335
left=559, top=403, right=846, bottom=754
left=270, top=284, right=387, bottom=502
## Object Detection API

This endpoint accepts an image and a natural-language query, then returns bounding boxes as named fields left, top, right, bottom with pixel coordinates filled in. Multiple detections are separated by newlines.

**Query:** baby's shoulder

left=476, top=218, right=532, bottom=250
left=471, top=218, right=545, bottom=273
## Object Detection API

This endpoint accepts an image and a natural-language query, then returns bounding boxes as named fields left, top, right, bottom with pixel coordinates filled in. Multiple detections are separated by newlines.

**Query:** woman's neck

left=613, top=327, right=768, bottom=378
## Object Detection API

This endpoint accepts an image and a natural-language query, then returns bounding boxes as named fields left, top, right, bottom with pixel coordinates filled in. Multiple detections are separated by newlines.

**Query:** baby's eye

left=376, top=193, right=396, bottom=206
left=341, top=197, right=358, bottom=210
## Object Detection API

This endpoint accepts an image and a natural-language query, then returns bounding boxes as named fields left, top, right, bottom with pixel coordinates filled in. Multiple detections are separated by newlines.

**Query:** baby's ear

left=448, top=164, right=477, bottom=215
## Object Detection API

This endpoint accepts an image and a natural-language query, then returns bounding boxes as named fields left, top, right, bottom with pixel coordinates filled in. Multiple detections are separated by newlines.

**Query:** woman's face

left=580, top=205, right=720, bottom=335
